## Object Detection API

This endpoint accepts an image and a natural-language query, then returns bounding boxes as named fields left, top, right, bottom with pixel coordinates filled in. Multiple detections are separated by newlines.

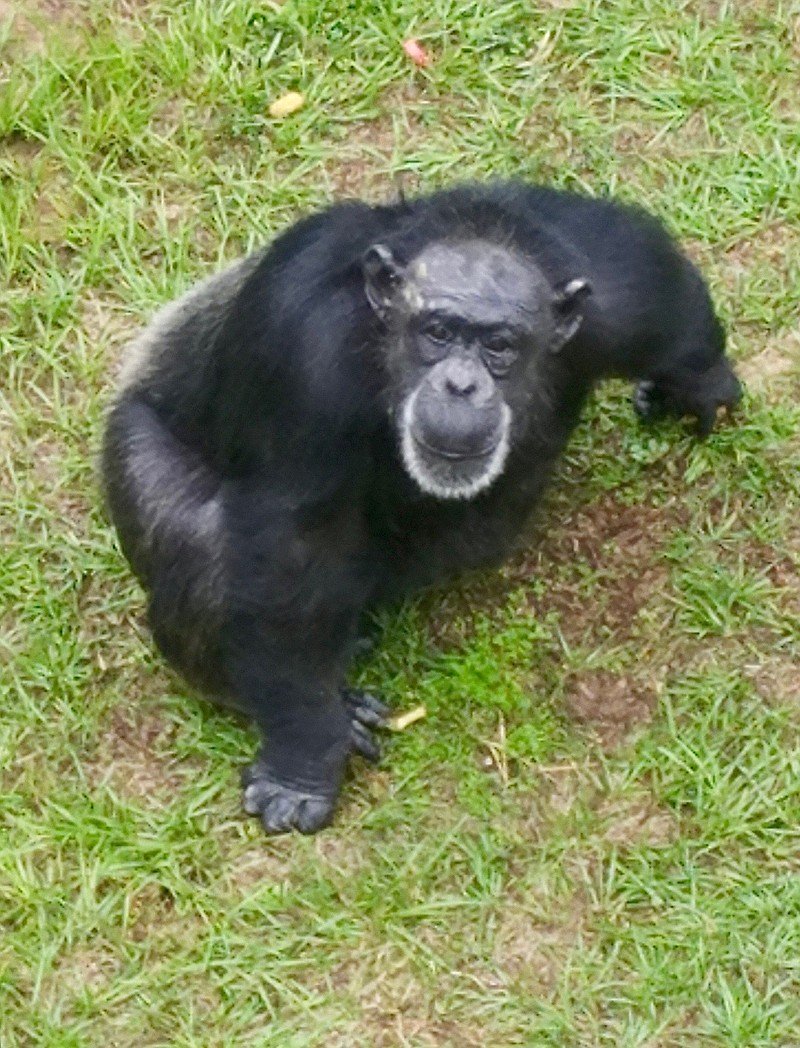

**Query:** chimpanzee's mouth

left=411, top=431, right=501, bottom=462
left=400, top=395, right=512, bottom=501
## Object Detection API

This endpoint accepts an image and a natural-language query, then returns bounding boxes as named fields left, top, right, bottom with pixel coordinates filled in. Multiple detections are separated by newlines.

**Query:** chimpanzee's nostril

left=446, top=376, right=477, bottom=397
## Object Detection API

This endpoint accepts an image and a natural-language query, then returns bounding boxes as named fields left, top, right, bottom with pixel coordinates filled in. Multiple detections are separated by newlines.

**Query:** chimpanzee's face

left=363, top=239, right=589, bottom=499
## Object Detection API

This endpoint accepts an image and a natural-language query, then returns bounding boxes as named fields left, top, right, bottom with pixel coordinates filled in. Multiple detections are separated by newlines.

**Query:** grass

left=2, top=0, right=800, bottom=1044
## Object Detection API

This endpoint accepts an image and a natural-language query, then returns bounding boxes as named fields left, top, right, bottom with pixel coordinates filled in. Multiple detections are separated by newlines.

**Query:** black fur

left=102, top=182, right=741, bottom=833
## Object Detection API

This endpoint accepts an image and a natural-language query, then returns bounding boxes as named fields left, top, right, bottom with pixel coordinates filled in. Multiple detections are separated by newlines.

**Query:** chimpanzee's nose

left=443, top=359, right=481, bottom=398
left=446, top=374, right=477, bottom=398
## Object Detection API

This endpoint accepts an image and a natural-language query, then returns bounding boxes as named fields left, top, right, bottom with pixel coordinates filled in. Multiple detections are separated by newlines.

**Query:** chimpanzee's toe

left=241, top=766, right=337, bottom=834
left=342, top=689, right=390, bottom=762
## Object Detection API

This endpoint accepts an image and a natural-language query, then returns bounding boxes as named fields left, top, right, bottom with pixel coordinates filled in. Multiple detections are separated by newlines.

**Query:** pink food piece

left=403, top=38, right=431, bottom=68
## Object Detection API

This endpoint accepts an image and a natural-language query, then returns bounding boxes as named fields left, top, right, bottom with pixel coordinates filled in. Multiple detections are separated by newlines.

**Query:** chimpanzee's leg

left=220, top=494, right=389, bottom=834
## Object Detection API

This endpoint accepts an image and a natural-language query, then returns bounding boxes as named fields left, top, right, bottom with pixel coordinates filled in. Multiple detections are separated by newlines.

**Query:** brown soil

left=85, top=704, right=188, bottom=805
left=737, top=327, right=800, bottom=399
left=563, top=670, right=659, bottom=749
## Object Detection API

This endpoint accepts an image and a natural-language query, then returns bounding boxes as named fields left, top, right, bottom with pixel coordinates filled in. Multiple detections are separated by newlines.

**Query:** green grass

left=2, top=0, right=800, bottom=1044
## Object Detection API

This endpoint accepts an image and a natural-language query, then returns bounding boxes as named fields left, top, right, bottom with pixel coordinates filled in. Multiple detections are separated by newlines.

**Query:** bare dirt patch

left=218, top=843, right=298, bottom=891
left=426, top=494, right=681, bottom=652
left=563, top=670, right=658, bottom=749
left=737, top=524, right=800, bottom=620
left=125, top=881, right=196, bottom=946
left=0, top=136, right=42, bottom=171
left=737, top=326, right=800, bottom=399
left=598, top=791, right=679, bottom=848
left=25, top=437, right=94, bottom=531
left=328, top=952, right=496, bottom=1048
left=745, top=655, right=800, bottom=710
left=538, top=570, right=669, bottom=647
left=1, top=0, right=149, bottom=32
left=86, top=704, right=188, bottom=804
left=0, top=0, right=92, bottom=56
left=531, top=498, right=679, bottom=573
left=521, top=497, right=680, bottom=648
left=21, top=0, right=74, bottom=18
left=319, top=90, right=427, bottom=200
left=719, top=222, right=797, bottom=292
left=0, top=0, right=47, bottom=52
left=337, top=1014, right=488, bottom=1048
left=615, top=110, right=718, bottom=159
left=52, top=944, right=119, bottom=995
left=32, top=943, right=122, bottom=1020
left=494, top=894, right=588, bottom=992
left=80, top=291, right=139, bottom=374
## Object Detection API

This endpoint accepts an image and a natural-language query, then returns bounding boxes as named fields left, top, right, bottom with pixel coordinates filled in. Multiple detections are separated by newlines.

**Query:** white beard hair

left=399, top=387, right=512, bottom=501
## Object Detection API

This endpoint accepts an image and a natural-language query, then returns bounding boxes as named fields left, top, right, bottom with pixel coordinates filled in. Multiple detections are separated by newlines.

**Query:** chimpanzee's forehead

left=407, top=240, right=547, bottom=324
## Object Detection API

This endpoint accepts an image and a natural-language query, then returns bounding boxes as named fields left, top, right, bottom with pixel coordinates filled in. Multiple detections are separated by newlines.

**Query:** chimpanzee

left=102, top=182, right=741, bottom=833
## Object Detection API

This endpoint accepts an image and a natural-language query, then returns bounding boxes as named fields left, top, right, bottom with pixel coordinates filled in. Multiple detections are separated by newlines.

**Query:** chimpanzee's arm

left=562, top=257, right=739, bottom=434
left=515, top=186, right=742, bottom=435
left=608, top=260, right=738, bottom=436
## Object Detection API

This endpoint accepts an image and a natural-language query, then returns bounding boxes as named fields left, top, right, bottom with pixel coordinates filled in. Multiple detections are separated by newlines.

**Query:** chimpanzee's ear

left=362, top=244, right=405, bottom=320
left=551, top=277, right=592, bottom=352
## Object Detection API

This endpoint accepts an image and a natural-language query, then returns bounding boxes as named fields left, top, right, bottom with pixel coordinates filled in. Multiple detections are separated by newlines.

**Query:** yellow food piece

left=269, top=92, right=305, bottom=118
left=388, top=705, right=427, bottom=732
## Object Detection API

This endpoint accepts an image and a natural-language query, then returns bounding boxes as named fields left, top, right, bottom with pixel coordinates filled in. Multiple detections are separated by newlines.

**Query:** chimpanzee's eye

left=483, top=334, right=518, bottom=374
left=485, top=334, right=513, bottom=354
left=423, top=320, right=451, bottom=344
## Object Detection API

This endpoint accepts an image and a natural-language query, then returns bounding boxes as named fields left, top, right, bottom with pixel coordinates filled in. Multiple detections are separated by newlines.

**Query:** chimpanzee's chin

left=401, top=429, right=509, bottom=500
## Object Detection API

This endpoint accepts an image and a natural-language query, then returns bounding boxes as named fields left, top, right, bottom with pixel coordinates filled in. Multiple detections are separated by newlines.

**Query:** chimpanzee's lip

left=411, top=431, right=500, bottom=461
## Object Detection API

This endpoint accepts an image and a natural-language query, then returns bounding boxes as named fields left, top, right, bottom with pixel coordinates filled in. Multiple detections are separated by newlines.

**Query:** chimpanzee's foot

left=241, top=693, right=389, bottom=834
left=242, top=763, right=338, bottom=834
left=342, top=689, right=390, bottom=763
